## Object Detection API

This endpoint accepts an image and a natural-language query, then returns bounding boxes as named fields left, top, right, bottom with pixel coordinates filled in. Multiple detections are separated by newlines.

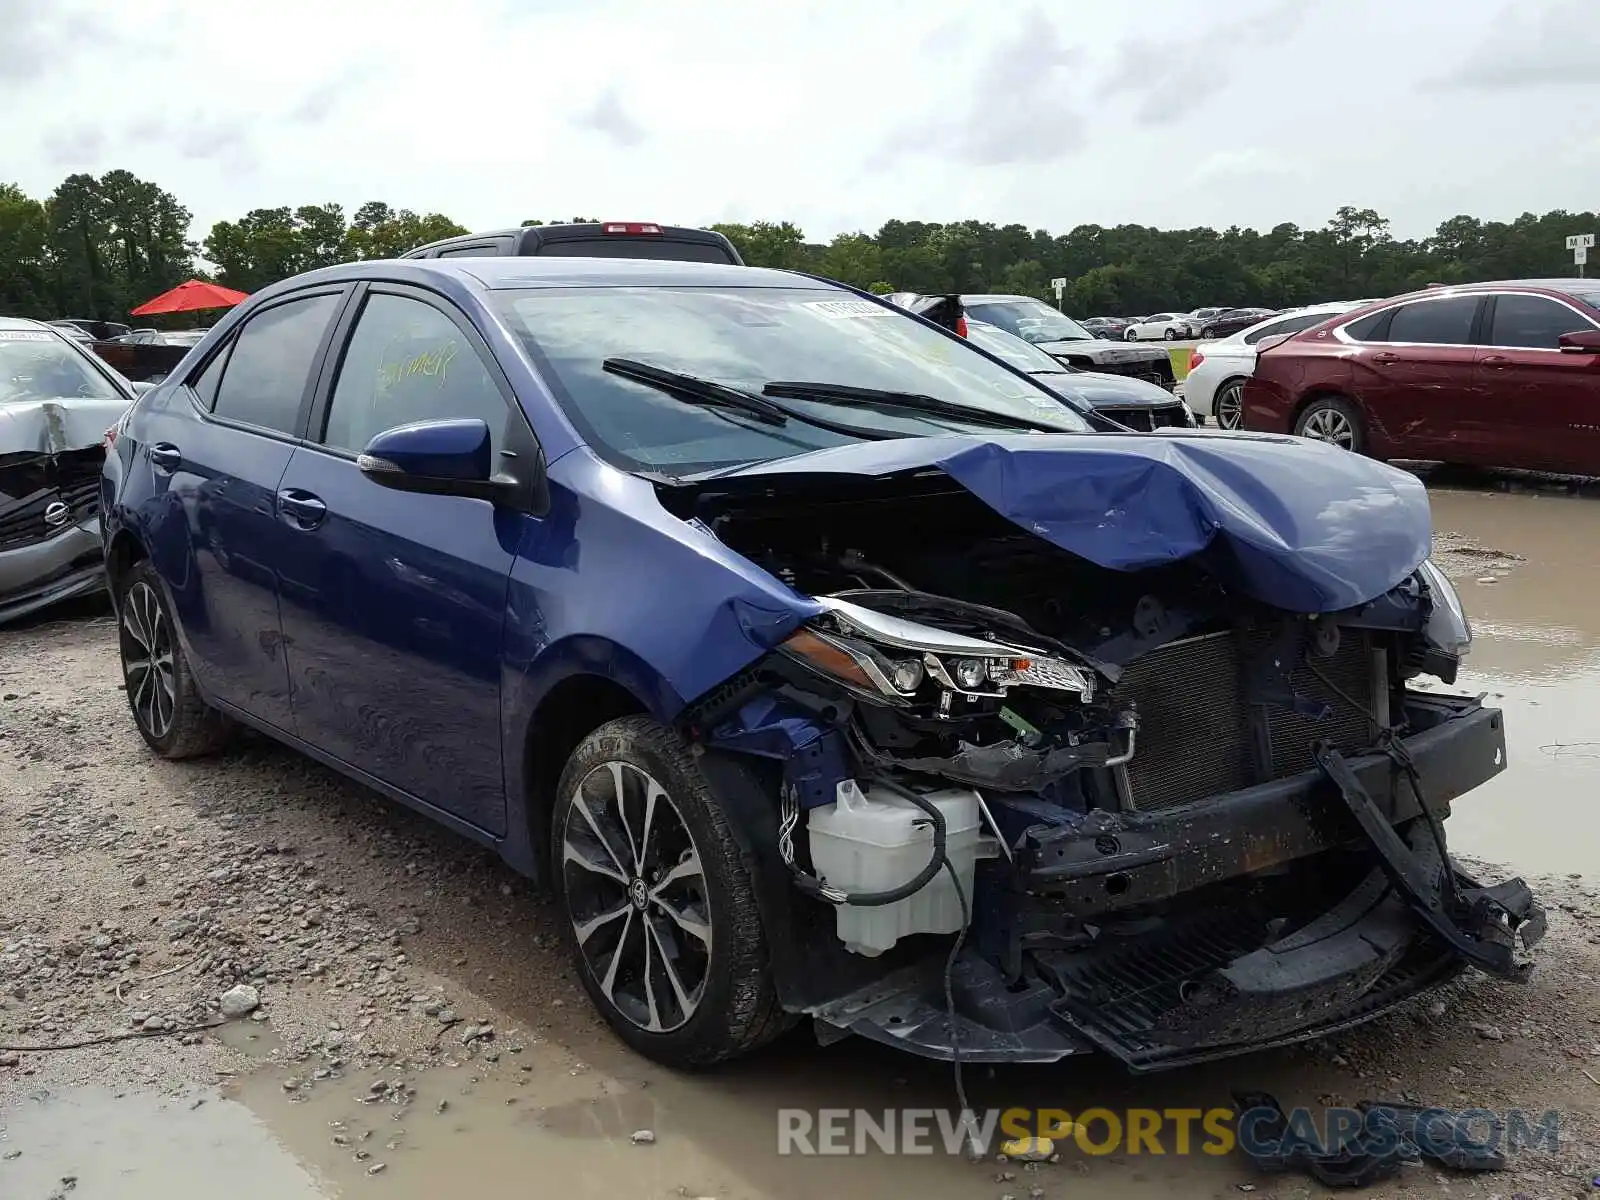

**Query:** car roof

left=254, top=256, right=820, bottom=296
left=0, top=316, right=51, bottom=331
left=1389, top=279, right=1599, bottom=303
left=960, top=294, right=1048, bottom=305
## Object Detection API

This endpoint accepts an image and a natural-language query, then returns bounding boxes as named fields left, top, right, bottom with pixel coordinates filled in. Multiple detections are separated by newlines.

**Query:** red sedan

left=1242, top=280, right=1600, bottom=473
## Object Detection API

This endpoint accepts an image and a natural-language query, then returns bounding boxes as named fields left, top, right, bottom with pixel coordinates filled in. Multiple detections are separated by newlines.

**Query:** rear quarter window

left=530, top=238, right=735, bottom=263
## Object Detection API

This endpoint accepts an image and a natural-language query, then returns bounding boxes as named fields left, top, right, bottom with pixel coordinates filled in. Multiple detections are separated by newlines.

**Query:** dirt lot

left=3, top=471, right=1600, bottom=1199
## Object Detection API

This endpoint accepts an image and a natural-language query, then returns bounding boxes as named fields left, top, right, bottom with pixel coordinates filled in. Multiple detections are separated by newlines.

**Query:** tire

left=1214, top=378, right=1247, bottom=430
left=116, top=560, right=232, bottom=758
left=1164, top=328, right=1180, bottom=341
left=552, top=715, right=790, bottom=1068
left=1124, top=329, right=1139, bottom=341
left=1293, top=395, right=1366, bottom=454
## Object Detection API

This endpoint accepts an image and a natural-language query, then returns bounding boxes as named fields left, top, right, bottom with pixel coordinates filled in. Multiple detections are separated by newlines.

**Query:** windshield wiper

left=602, top=359, right=900, bottom=442
left=762, top=381, right=1060, bottom=432
left=604, top=358, right=789, bottom=426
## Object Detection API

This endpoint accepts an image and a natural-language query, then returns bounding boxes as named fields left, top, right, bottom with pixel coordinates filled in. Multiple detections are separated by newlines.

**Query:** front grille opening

left=1112, top=628, right=1381, bottom=812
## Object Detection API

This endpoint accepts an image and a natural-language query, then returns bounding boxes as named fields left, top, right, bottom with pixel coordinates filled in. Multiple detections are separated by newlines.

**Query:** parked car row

left=1184, top=302, right=1368, bottom=428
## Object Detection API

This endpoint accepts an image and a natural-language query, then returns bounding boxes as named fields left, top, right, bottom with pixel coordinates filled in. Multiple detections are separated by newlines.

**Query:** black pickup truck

left=402, top=221, right=743, bottom=264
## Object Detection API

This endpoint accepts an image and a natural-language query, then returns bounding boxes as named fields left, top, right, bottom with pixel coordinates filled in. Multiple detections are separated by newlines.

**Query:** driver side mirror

left=1558, top=328, right=1600, bottom=354
left=357, top=418, right=541, bottom=509
left=1254, top=333, right=1294, bottom=351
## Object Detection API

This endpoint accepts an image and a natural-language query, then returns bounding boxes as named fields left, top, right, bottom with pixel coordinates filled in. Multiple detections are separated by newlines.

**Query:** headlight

left=778, top=596, right=1094, bottom=705
left=1417, top=559, right=1471, bottom=656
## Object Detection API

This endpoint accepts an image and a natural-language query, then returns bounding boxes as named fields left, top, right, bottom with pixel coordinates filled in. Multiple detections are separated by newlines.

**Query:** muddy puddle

left=3, top=1041, right=1328, bottom=1198
left=1427, top=482, right=1600, bottom=879
left=0, top=1084, right=326, bottom=1197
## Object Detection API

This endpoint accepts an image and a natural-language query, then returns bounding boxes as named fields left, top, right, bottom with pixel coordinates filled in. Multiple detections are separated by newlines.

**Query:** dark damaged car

left=1, top=318, right=137, bottom=625
left=100, top=259, right=1543, bottom=1070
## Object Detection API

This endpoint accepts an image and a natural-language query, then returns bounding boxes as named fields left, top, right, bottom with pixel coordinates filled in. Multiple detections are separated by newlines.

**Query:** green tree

left=0, top=183, right=51, bottom=317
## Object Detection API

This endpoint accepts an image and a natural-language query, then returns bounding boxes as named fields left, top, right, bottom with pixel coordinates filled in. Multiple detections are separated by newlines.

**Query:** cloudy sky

left=4, top=0, right=1595, bottom=244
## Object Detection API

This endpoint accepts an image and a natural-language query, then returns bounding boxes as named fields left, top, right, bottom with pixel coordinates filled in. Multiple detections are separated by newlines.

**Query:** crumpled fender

left=713, top=430, right=1433, bottom=613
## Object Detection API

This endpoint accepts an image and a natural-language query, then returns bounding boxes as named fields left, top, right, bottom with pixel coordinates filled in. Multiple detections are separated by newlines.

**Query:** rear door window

left=209, top=293, right=341, bottom=435
left=1381, top=297, right=1481, bottom=345
left=437, top=243, right=501, bottom=258
left=1488, top=293, right=1600, bottom=349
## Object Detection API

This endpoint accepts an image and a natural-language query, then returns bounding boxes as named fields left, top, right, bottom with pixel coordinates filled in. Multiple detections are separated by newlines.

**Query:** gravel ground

left=3, top=596, right=1600, bottom=1198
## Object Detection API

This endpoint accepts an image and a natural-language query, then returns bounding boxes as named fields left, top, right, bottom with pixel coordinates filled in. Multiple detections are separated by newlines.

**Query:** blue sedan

left=101, top=257, right=1537, bottom=1070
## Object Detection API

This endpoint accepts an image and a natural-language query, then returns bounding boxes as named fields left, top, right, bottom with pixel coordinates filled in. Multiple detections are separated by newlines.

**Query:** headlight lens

left=779, top=597, right=1095, bottom=705
left=1418, top=558, right=1471, bottom=656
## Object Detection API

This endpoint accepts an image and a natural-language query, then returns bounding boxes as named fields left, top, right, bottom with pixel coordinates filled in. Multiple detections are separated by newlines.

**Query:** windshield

left=963, top=299, right=1096, bottom=344
left=964, top=321, right=1070, bottom=374
left=0, top=330, right=123, bottom=405
left=494, top=286, right=1090, bottom=474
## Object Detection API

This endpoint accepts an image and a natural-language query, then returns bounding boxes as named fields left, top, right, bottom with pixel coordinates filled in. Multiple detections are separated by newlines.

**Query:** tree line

left=1, top=169, right=1594, bottom=323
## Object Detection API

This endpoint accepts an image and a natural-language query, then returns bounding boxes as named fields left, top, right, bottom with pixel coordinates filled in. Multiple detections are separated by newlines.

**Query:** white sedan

left=1122, top=313, right=1191, bottom=341
left=1182, top=302, right=1365, bottom=428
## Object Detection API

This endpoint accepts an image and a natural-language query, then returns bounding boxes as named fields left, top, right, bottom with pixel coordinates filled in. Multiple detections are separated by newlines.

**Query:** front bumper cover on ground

left=810, top=697, right=1544, bottom=1069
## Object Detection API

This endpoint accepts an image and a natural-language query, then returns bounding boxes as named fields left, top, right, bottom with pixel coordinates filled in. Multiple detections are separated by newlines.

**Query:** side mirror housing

left=130, top=380, right=155, bottom=396
left=1557, top=328, right=1600, bottom=354
left=1254, top=332, right=1293, bottom=352
left=358, top=418, right=504, bottom=502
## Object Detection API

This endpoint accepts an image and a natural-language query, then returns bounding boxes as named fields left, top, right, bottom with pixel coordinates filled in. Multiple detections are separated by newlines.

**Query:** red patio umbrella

left=130, top=279, right=250, bottom=316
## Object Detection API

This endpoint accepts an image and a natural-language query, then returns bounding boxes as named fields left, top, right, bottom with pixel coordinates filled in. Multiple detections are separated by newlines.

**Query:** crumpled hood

left=0, top=397, right=132, bottom=458
left=1036, top=338, right=1168, bottom=362
left=711, top=430, right=1432, bottom=613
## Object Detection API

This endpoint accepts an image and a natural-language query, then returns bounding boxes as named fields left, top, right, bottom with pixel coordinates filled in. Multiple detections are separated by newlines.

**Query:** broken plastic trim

left=1311, top=743, right=1544, bottom=980
left=1230, top=1089, right=1508, bottom=1188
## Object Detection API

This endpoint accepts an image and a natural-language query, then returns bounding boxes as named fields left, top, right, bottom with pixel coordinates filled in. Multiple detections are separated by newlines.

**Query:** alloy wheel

left=120, top=581, right=176, bottom=739
left=561, top=761, right=711, bottom=1033
left=1301, top=407, right=1355, bottom=449
left=1216, top=382, right=1245, bottom=430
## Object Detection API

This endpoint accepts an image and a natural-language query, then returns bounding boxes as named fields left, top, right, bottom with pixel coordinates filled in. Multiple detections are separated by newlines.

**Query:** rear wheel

left=553, top=715, right=790, bottom=1067
left=116, top=560, right=231, bottom=758
left=1164, top=328, right=1180, bottom=341
left=1215, top=379, right=1246, bottom=430
left=1293, top=395, right=1366, bottom=453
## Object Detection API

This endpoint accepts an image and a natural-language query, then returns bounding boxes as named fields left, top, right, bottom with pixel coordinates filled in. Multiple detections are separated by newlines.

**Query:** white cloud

left=0, top=0, right=1591, bottom=246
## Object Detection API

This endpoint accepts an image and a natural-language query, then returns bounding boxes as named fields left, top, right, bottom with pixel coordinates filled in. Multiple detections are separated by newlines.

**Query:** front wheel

left=1124, top=329, right=1139, bottom=341
left=1294, top=395, right=1366, bottom=453
left=116, top=560, right=232, bottom=758
left=553, top=715, right=791, bottom=1067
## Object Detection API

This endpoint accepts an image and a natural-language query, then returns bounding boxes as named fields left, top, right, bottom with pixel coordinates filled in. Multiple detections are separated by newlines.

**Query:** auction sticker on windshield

left=0, top=331, right=55, bottom=341
left=803, top=299, right=893, bottom=319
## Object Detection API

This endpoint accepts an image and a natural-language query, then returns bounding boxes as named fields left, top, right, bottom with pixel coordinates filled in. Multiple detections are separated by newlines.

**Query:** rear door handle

left=1481, top=354, right=1512, bottom=368
left=1372, top=352, right=1401, bottom=365
left=148, top=442, right=181, bottom=472
left=276, top=489, right=327, bottom=529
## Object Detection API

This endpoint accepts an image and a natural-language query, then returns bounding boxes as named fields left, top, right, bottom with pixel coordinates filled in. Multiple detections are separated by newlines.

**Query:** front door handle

left=1372, top=352, right=1401, bottom=365
left=148, top=442, right=181, bottom=472
left=276, top=489, right=327, bottom=529
left=1481, top=354, right=1512, bottom=368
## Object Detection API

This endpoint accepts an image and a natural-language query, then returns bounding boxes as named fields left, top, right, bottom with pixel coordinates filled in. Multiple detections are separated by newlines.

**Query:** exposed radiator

left=1112, top=628, right=1380, bottom=812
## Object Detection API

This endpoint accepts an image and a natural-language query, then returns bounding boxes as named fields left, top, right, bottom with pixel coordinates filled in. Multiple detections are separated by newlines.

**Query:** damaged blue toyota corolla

left=101, top=258, right=1544, bottom=1070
